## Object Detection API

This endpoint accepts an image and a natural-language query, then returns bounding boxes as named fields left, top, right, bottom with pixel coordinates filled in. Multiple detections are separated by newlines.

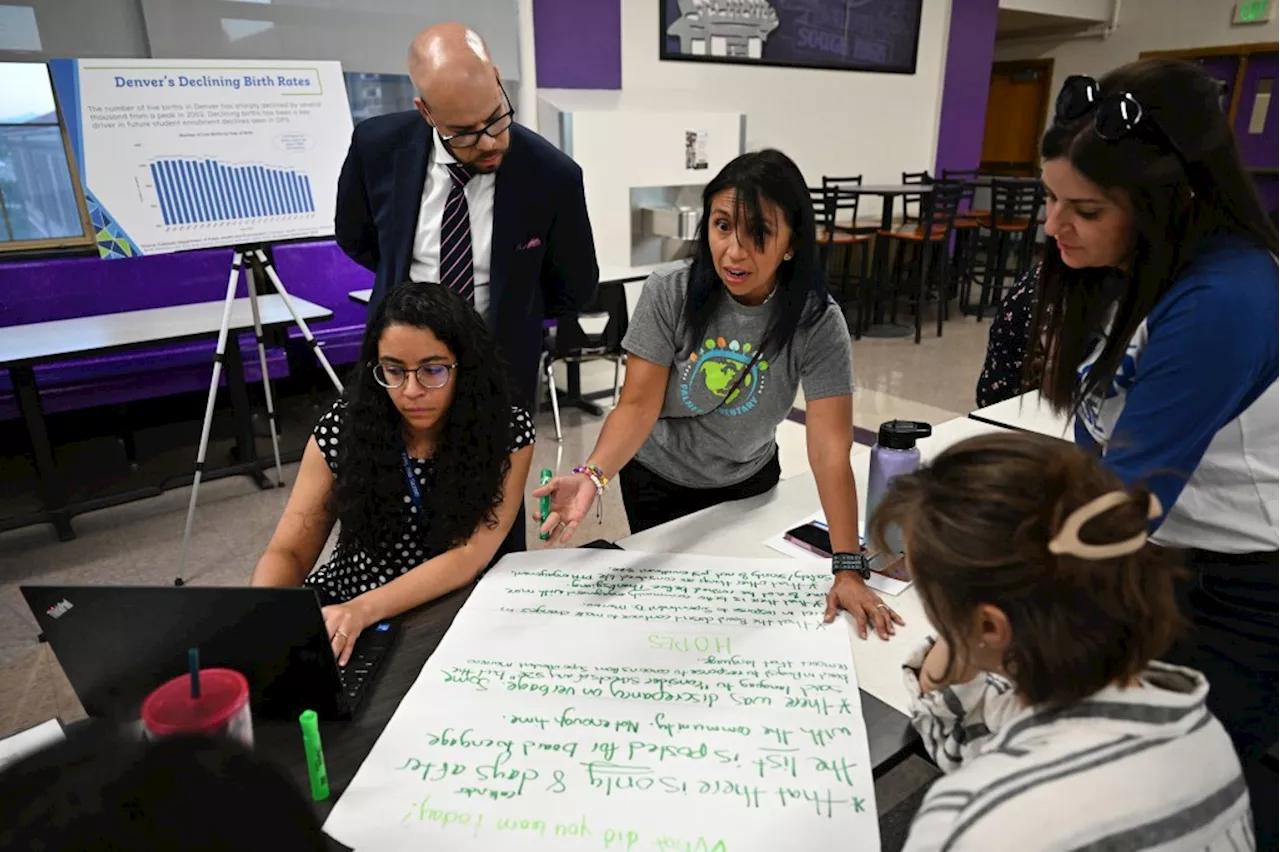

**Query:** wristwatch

left=832, top=551, right=871, bottom=580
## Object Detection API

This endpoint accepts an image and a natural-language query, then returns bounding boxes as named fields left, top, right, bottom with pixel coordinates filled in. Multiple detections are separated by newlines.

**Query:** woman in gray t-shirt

left=535, top=149, right=903, bottom=640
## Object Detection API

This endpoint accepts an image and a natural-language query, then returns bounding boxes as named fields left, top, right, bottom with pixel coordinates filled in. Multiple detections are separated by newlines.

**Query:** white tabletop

left=842, top=184, right=934, bottom=195
left=348, top=266, right=653, bottom=309
left=970, top=390, right=1073, bottom=440
left=0, top=295, right=333, bottom=366
left=618, top=416, right=1007, bottom=715
left=598, top=263, right=662, bottom=284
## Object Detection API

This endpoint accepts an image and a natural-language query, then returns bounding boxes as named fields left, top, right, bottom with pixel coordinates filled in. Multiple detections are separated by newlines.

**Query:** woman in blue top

left=1028, top=58, right=1277, bottom=845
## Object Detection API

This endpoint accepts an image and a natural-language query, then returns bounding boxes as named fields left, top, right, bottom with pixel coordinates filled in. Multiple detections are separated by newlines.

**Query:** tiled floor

left=0, top=317, right=986, bottom=757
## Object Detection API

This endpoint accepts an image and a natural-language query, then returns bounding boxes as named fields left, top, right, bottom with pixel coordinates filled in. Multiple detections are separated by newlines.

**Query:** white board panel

left=49, top=57, right=353, bottom=257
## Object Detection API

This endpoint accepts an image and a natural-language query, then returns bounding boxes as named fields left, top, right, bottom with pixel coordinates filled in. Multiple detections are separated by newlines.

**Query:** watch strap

left=832, top=551, right=871, bottom=580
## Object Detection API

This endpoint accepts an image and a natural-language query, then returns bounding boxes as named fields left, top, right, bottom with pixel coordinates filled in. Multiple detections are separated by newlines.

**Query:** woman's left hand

left=823, top=573, right=905, bottom=640
left=321, top=599, right=372, bottom=666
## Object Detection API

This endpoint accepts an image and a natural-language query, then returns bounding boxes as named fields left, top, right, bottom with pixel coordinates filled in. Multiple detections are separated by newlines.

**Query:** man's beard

left=465, top=152, right=506, bottom=175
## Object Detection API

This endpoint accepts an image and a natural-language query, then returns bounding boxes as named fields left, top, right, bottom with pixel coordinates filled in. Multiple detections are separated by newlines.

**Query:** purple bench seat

left=0, top=334, right=281, bottom=421
left=0, top=248, right=289, bottom=422
left=270, top=240, right=372, bottom=366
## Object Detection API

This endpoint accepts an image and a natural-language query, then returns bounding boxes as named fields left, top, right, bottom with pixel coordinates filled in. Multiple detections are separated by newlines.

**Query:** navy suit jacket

left=334, top=113, right=599, bottom=405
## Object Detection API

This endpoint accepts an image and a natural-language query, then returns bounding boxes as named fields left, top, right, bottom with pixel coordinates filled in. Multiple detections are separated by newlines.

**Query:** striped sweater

left=901, top=639, right=1254, bottom=851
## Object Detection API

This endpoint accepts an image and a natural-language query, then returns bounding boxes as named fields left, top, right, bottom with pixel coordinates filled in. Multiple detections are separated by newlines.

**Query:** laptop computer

left=21, top=585, right=396, bottom=722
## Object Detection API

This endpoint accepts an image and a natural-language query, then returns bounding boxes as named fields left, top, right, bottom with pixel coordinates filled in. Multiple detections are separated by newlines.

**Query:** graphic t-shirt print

left=1076, top=318, right=1147, bottom=444
left=679, top=336, right=770, bottom=416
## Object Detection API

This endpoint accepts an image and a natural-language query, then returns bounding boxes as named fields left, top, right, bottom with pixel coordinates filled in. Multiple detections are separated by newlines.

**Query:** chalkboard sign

left=661, top=0, right=923, bottom=75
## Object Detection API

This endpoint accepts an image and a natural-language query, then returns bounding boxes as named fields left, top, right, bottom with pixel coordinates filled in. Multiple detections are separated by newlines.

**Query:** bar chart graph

left=149, top=157, right=316, bottom=227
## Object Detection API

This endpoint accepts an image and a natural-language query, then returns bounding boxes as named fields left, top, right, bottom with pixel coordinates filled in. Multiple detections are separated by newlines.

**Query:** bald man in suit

left=335, top=23, right=599, bottom=408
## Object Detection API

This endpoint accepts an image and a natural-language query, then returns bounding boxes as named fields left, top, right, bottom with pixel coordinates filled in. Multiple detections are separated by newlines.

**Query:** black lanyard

left=401, top=450, right=424, bottom=513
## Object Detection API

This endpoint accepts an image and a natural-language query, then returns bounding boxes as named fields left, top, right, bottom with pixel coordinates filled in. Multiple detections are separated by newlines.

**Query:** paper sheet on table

left=461, top=549, right=843, bottom=630
left=0, top=718, right=64, bottom=772
left=324, top=551, right=880, bottom=851
left=763, top=514, right=913, bottom=596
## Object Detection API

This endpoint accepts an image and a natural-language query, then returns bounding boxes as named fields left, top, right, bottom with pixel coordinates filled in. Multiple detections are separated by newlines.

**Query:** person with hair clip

left=534, top=149, right=903, bottom=640
left=251, top=282, right=534, bottom=664
left=876, top=433, right=1253, bottom=851
left=1018, top=58, right=1278, bottom=845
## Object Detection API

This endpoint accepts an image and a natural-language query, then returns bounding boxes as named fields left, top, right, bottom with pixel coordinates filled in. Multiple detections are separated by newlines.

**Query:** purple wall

left=532, top=0, right=622, bottom=89
left=1253, top=176, right=1277, bottom=216
left=934, top=0, right=1001, bottom=176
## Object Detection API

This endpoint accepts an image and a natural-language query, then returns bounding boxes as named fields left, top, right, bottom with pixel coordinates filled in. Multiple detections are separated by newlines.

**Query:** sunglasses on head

left=1054, top=75, right=1190, bottom=171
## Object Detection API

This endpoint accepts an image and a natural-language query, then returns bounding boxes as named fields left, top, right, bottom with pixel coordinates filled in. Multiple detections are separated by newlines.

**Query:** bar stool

left=941, top=169, right=985, bottom=314
left=875, top=179, right=967, bottom=343
left=900, top=170, right=931, bottom=226
left=971, top=180, right=1044, bottom=320
left=814, top=177, right=873, bottom=338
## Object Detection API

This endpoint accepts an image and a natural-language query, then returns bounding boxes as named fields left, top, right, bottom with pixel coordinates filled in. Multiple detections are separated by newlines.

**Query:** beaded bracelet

left=572, top=464, right=608, bottom=523
left=573, top=464, right=608, bottom=490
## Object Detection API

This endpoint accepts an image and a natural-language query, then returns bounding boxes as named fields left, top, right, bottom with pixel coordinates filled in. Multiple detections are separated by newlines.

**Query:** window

left=343, top=72, right=417, bottom=123
left=0, top=62, right=91, bottom=251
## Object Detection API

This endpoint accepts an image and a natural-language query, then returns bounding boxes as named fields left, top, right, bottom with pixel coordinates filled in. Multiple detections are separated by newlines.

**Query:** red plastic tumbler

left=140, top=668, right=253, bottom=748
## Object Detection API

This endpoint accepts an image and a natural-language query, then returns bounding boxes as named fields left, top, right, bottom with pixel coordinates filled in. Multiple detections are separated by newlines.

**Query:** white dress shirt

left=408, top=130, right=496, bottom=315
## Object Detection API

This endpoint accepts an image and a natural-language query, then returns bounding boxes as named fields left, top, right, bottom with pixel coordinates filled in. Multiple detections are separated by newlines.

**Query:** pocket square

left=517, top=237, right=542, bottom=250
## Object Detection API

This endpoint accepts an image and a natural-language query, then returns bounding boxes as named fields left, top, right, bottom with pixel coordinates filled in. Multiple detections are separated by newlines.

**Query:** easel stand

left=175, top=245, right=344, bottom=585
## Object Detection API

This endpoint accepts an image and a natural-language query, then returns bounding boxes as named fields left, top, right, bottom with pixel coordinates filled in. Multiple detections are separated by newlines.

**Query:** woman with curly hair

left=251, top=282, right=534, bottom=664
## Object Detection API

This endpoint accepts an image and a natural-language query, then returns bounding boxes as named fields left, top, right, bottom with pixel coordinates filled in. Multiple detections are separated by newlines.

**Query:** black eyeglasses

left=372, top=361, right=456, bottom=390
left=1054, top=75, right=1190, bottom=171
left=436, top=83, right=514, bottom=150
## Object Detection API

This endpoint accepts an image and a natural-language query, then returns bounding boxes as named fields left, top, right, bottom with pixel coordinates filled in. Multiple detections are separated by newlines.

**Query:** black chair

left=970, top=180, right=1044, bottom=321
left=941, top=168, right=984, bottom=220
left=875, top=179, right=967, bottom=343
left=941, top=169, right=986, bottom=314
left=901, top=170, right=932, bottom=226
left=815, top=176, right=873, bottom=337
left=535, top=279, right=629, bottom=441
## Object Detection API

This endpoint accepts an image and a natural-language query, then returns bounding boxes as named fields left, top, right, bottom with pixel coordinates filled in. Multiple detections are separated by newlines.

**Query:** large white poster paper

left=463, top=549, right=832, bottom=629
left=324, top=552, right=881, bottom=851
left=47, top=58, right=353, bottom=258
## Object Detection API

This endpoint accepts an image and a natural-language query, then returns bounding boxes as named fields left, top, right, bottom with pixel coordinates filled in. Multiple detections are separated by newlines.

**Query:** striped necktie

left=439, top=162, right=475, bottom=304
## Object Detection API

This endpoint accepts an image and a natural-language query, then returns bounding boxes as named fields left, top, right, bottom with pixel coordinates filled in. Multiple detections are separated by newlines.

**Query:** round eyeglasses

left=372, top=362, right=457, bottom=390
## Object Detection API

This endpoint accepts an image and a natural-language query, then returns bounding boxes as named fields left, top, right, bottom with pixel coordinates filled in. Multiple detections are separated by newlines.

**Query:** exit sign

left=1234, top=0, right=1273, bottom=23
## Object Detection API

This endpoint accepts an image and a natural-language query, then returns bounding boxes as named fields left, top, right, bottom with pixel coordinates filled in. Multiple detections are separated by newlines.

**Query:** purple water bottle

left=866, top=421, right=932, bottom=554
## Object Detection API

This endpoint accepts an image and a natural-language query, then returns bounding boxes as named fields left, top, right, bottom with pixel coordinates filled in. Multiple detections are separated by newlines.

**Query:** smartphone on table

left=784, top=521, right=835, bottom=557
left=783, top=521, right=908, bottom=580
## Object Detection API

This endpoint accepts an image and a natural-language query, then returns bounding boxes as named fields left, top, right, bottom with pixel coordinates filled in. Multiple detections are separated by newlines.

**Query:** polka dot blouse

left=303, top=399, right=535, bottom=606
left=976, top=265, right=1039, bottom=409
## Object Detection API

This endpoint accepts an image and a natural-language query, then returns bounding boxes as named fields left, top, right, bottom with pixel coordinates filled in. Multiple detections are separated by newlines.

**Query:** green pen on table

left=539, top=469, right=553, bottom=540
left=299, top=709, right=329, bottom=801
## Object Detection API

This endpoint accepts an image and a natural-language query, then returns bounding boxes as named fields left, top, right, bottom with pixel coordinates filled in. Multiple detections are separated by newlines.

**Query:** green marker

left=539, top=469, right=554, bottom=541
left=299, top=709, right=329, bottom=801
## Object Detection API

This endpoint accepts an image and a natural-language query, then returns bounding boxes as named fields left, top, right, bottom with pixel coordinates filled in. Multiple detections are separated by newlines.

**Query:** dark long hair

left=682, top=149, right=825, bottom=357
left=335, top=283, right=512, bottom=558
left=1032, top=58, right=1277, bottom=412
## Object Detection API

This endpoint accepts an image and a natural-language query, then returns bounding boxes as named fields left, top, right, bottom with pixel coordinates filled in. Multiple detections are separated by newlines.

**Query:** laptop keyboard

left=336, top=621, right=395, bottom=708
